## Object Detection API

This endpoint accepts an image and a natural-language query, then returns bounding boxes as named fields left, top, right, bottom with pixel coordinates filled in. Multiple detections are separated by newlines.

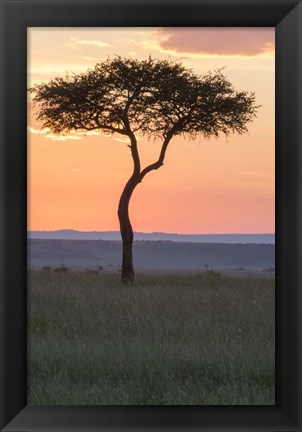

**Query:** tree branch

left=139, top=120, right=184, bottom=181
left=140, top=134, right=172, bottom=181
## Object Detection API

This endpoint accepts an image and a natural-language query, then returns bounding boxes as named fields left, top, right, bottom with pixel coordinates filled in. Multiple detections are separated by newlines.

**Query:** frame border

left=1, top=0, right=301, bottom=430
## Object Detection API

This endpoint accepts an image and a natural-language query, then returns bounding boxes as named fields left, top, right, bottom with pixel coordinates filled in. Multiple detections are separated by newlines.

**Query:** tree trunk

left=118, top=203, right=134, bottom=285
left=117, top=177, right=139, bottom=284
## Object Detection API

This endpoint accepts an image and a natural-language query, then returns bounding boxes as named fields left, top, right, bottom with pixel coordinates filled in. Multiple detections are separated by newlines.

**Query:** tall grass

left=27, top=270, right=275, bottom=405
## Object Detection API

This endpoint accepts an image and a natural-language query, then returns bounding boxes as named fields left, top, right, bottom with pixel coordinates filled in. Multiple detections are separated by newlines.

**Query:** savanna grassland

left=27, top=270, right=275, bottom=405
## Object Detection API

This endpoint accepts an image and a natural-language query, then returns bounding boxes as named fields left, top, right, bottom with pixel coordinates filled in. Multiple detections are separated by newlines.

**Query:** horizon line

left=28, top=229, right=275, bottom=236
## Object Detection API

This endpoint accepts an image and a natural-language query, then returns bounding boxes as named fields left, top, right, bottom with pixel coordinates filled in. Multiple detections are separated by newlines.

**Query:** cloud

left=69, top=37, right=111, bottom=48
left=28, top=125, right=105, bottom=141
left=45, top=134, right=82, bottom=141
left=85, top=130, right=101, bottom=136
left=113, top=136, right=141, bottom=143
left=27, top=125, right=49, bottom=135
left=27, top=125, right=82, bottom=141
left=114, top=137, right=130, bottom=143
left=156, top=28, right=274, bottom=57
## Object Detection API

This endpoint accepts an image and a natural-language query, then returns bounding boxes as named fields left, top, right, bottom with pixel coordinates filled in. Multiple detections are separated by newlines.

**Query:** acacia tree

left=31, top=57, right=258, bottom=284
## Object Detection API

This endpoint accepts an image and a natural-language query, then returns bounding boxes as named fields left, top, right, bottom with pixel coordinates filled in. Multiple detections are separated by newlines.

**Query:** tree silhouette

left=31, top=57, right=258, bottom=284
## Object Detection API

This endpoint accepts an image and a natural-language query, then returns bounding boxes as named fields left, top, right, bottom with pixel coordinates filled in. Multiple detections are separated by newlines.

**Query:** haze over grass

left=28, top=270, right=275, bottom=405
left=28, top=239, right=275, bottom=272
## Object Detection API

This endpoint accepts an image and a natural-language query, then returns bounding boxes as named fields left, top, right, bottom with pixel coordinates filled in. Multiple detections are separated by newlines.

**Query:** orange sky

left=27, top=28, right=275, bottom=234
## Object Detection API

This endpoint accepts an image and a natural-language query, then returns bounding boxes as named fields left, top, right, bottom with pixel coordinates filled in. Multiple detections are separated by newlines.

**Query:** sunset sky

left=28, top=28, right=275, bottom=234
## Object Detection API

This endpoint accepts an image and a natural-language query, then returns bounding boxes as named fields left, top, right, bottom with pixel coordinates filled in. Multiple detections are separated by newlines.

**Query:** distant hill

left=28, top=230, right=275, bottom=244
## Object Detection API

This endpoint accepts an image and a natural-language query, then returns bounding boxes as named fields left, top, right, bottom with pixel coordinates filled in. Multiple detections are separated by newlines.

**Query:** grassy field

left=27, top=270, right=275, bottom=405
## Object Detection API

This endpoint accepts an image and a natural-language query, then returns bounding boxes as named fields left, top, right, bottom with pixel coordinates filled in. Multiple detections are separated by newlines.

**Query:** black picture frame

left=0, top=0, right=301, bottom=430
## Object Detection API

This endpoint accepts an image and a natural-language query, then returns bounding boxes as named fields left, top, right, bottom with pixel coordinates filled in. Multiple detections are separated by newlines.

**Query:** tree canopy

left=31, top=57, right=258, bottom=142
